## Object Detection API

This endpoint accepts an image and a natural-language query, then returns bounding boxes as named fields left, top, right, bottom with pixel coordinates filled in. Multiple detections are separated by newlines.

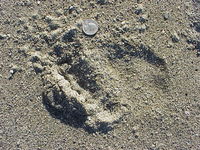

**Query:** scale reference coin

left=82, top=19, right=98, bottom=36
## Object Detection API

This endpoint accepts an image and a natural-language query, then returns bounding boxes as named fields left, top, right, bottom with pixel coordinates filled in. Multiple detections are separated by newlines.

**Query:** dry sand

left=0, top=0, right=200, bottom=149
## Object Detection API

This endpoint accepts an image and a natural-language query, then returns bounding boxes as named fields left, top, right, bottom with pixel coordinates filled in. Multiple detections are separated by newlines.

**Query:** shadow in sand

left=42, top=88, right=113, bottom=134
left=99, top=41, right=167, bottom=71
left=42, top=88, right=87, bottom=128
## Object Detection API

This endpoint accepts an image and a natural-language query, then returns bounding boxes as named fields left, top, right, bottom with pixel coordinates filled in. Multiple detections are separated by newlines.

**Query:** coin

left=82, top=19, right=98, bottom=36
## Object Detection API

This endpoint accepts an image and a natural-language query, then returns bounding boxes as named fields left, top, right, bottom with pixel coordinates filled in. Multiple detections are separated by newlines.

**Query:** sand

left=0, top=0, right=200, bottom=149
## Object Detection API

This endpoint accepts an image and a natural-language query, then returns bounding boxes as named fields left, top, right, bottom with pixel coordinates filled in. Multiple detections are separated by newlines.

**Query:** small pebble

left=167, top=41, right=173, bottom=48
left=96, top=0, right=108, bottom=5
left=134, top=132, right=139, bottom=138
left=18, top=45, right=29, bottom=54
left=68, top=6, right=77, bottom=14
left=135, top=4, right=144, bottom=15
left=184, top=111, right=190, bottom=116
left=55, top=9, right=63, bottom=16
left=7, top=65, right=22, bottom=80
left=11, top=65, right=22, bottom=73
left=132, top=125, right=139, bottom=134
left=17, top=0, right=32, bottom=6
left=171, top=32, right=180, bottom=42
left=33, top=63, right=44, bottom=73
left=17, top=18, right=26, bottom=25
left=82, top=19, right=98, bottom=36
left=45, top=15, right=57, bottom=23
left=49, top=23, right=60, bottom=30
left=166, top=132, right=172, bottom=137
left=0, top=34, right=7, bottom=40
left=32, top=14, right=40, bottom=20
left=197, top=50, right=200, bottom=57
left=24, top=0, right=32, bottom=6
left=163, top=12, right=170, bottom=20
left=135, top=24, right=147, bottom=33
left=50, top=28, right=63, bottom=38
left=139, top=14, right=148, bottom=23
left=29, top=55, right=40, bottom=62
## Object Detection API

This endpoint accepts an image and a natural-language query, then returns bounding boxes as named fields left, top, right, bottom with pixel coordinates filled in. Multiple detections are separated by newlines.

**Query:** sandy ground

left=0, top=0, right=200, bottom=149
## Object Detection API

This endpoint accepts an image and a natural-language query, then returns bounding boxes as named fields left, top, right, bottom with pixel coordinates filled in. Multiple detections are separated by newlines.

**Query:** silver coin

left=82, top=19, right=98, bottom=36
